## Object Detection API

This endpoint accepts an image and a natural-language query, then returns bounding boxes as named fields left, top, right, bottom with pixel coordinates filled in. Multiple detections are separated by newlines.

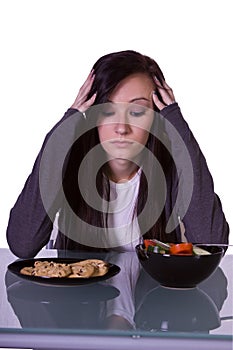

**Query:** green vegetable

left=193, top=246, right=211, bottom=255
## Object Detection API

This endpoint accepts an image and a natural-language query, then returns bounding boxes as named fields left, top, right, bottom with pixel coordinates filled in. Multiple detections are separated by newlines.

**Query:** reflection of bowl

left=135, top=244, right=224, bottom=288
left=135, top=286, right=220, bottom=332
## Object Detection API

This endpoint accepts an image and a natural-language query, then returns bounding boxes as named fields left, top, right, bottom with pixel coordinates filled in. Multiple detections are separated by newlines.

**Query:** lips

left=110, top=140, right=134, bottom=147
left=110, top=139, right=133, bottom=144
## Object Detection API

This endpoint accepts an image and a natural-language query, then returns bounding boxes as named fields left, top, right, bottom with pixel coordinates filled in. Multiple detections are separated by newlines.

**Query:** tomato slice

left=169, top=243, right=193, bottom=256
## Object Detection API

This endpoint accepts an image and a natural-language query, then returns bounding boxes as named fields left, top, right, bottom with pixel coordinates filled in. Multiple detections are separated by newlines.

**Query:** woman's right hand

left=71, top=70, right=97, bottom=112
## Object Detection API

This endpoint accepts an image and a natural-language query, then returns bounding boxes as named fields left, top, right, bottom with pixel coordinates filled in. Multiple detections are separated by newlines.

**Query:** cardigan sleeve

left=160, top=103, right=229, bottom=244
left=6, top=108, right=84, bottom=258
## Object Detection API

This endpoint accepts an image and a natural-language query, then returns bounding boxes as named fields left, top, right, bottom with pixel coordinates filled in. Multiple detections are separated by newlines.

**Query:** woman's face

left=97, top=73, right=155, bottom=162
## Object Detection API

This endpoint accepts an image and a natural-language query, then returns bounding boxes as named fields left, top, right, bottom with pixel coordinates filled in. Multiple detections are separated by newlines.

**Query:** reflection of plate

left=7, top=279, right=120, bottom=302
left=8, top=258, right=120, bottom=286
left=6, top=273, right=120, bottom=329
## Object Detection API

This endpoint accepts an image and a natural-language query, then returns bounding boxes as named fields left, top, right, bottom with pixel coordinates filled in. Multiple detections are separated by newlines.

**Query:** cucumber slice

left=193, top=246, right=211, bottom=255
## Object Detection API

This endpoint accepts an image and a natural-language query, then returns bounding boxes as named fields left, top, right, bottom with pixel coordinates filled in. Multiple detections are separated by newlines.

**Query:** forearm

left=6, top=108, right=82, bottom=258
left=160, top=103, right=229, bottom=244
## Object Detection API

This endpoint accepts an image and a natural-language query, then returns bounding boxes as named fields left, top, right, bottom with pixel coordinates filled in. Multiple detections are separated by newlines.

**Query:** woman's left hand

left=152, top=77, right=176, bottom=111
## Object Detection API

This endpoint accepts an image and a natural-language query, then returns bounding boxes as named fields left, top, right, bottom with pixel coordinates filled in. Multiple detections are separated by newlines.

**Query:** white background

left=0, top=0, right=232, bottom=248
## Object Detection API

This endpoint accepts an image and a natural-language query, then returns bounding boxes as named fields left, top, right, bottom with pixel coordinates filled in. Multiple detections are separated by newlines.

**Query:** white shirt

left=106, top=168, right=142, bottom=251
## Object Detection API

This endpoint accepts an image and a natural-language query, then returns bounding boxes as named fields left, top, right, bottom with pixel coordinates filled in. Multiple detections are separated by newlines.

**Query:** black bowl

left=135, top=244, right=224, bottom=288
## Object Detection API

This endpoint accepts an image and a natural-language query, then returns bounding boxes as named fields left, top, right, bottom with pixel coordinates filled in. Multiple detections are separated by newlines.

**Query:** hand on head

left=71, top=70, right=97, bottom=112
left=152, top=77, right=176, bottom=111
left=70, top=53, right=177, bottom=116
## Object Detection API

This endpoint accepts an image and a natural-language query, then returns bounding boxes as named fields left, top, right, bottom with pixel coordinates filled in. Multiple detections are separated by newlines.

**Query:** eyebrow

left=107, top=97, right=150, bottom=103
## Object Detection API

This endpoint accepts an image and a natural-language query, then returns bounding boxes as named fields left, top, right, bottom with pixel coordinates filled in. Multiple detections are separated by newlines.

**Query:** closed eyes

left=100, top=108, right=146, bottom=118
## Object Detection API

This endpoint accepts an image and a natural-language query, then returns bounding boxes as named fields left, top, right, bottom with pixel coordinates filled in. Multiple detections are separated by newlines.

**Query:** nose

left=114, top=111, right=131, bottom=135
left=115, top=123, right=131, bottom=135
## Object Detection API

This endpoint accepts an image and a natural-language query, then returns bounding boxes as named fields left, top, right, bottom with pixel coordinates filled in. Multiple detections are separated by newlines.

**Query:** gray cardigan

left=6, top=103, right=229, bottom=258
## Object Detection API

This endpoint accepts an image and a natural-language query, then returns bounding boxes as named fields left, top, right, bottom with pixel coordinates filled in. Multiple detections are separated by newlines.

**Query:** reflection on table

left=5, top=251, right=228, bottom=333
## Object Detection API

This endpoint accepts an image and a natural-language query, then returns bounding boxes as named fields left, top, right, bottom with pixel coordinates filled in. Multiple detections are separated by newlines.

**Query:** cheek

left=136, top=129, right=150, bottom=145
left=135, top=118, right=154, bottom=144
left=97, top=124, right=114, bottom=143
left=97, top=126, right=103, bottom=142
left=98, top=125, right=107, bottom=142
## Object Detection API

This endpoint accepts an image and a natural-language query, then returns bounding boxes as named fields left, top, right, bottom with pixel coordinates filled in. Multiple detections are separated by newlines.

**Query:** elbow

left=7, top=237, right=39, bottom=259
left=6, top=226, right=40, bottom=259
left=6, top=209, right=52, bottom=259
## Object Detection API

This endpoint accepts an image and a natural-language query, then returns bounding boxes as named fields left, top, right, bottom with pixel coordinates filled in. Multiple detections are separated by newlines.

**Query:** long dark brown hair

left=62, top=50, right=178, bottom=249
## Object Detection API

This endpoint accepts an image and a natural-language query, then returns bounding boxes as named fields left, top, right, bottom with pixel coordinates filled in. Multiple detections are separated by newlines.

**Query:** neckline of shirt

left=109, top=168, right=142, bottom=189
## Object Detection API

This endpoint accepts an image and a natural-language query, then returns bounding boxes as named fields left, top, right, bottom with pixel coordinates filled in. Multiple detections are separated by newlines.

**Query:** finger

left=78, top=92, right=97, bottom=113
left=162, top=80, right=176, bottom=101
left=153, top=75, right=165, bottom=89
left=154, top=75, right=172, bottom=90
left=157, top=86, right=175, bottom=105
left=79, top=72, right=95, bottom=96
left=152, top=92, right=166, bottom=111
left=71, top=71, right=95, bottom=110
left=162, top=80, right=172, bottom=90
left=153, top=76, right=176, bottom=105
left=83, top=69, right=95, bottom=84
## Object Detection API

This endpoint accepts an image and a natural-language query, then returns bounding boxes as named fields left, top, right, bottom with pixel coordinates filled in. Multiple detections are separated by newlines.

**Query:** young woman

left=6, top=50, right=229, bottom=258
